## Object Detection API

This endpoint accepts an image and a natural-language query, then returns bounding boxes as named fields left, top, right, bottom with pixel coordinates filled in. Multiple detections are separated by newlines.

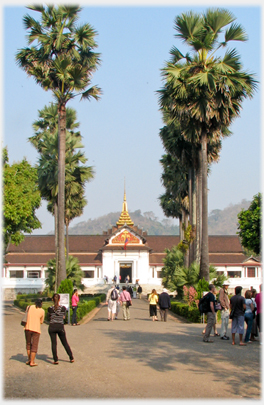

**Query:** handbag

left=21, top=306, right=30, bottom=326
left=215, top=302, right=222, bottom=311
left=126, top=300, right=132, bottom=308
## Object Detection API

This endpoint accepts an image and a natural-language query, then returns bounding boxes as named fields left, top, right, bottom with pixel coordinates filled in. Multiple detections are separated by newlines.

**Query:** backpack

left=198, top=293, right=210, bottom=314
left=111, top=288, right=118, bottom=301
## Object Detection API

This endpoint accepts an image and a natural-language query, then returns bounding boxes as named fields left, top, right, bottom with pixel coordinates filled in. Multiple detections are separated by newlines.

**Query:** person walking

left=158, top=288, right=171, bottom=322
left=24, top=298, right=45, bottom=367
left=106, top=284, right=118, bottom=321
left=119, top=286, right=131, bottom=321
left=115, top=286, right=120, bottom=320
left=203, top=284, right=217, bottom=343
left=244, top=289, right=255, bottom=343
left=148, top=289, right=159, bottom=321
left=48, top=293, right=74, bottom=364
left=137, top=284, right=143, bottom=299
left=71, top=289, right=79, bottom=326
left=250, top=289, right=258, bottom=341
left=219, top=282, right=230, bottom=340
left=230, top=286, right=246, bottom=346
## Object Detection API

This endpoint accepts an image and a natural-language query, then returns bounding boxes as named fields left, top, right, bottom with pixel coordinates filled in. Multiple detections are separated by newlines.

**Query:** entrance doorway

left=120, top=264, right=132, bottom=283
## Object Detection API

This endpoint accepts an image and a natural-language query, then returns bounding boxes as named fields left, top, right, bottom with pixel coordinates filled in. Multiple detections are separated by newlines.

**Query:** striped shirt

left=48, top=305, right=66, bottom=324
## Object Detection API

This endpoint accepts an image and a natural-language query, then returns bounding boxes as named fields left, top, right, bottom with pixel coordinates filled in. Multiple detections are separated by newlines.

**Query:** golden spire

left=116, top=180, right=134, bottom=227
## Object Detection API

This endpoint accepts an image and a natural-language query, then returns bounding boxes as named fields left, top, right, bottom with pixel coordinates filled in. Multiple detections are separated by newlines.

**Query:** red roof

left=4, top=234, right=254, bottom=267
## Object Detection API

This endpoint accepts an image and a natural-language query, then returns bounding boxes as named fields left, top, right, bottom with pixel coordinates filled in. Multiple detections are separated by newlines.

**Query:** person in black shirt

left=203, top=284, right=216, bottom=343
left=158, top=288, right=171, bottom=322
left=230, top=286, right=246, bottom=346
left=48, top=293, right=74, bottom=364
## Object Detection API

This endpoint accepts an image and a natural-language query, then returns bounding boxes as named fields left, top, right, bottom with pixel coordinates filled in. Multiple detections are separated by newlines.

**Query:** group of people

left=106, top=284, right=171, bottom=322
left=148, top=288, right=171, bottom=321
left=23, top=293, right=75, bottom=367
left=106, top=285, right=132, bottom=321
left=203, top=282, right=262, bottom=345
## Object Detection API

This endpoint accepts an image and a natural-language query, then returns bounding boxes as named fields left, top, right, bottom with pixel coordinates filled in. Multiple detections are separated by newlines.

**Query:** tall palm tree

left=159, top=8, right=257, bottom=280
left=16, top=5, right=101, bottom=286
left=30, top=104, right=94, bottom=287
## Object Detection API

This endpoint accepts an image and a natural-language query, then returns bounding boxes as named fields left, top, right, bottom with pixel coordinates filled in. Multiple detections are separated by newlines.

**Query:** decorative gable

left=110, top=229, right=142, bottom=245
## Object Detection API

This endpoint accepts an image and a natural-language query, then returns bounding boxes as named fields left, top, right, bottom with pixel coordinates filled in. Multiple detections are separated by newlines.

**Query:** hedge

left=14, top=293, right=106, bottom=324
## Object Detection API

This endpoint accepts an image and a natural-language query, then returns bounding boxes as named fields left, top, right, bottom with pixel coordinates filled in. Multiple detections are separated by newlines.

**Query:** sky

left=1, top=0, right=262, bottom=235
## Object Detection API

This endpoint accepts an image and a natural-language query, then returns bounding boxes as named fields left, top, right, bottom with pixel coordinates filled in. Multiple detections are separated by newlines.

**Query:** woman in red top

left=71, top=289, right=79, bottom=326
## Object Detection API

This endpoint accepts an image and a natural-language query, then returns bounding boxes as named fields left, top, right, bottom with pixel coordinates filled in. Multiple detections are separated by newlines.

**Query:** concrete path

left=2, top=297, right=261, bottom=400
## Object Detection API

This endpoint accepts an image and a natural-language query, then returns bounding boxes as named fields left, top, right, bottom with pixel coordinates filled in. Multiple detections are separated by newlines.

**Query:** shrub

left=58, top=279, right=73, bottom=295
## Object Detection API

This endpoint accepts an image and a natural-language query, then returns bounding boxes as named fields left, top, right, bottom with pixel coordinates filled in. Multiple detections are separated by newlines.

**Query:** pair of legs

left=160, top=308, right=168, bottom=322
left=244, top=312, right=254, bottom=342
left=220, top=309, right=230, bottom=338
left=203, top=312, right=216, bottom=342
left=231, top=316, right=246, bottom=345
left=115, top=303, right=120, bottom=319
left=122, top=302, right=130, bottom=320
left=72, top=306, right=78, bottom=325
left=202, top=317, right=218, bottom=335
left=48, top=324, right=74, bottom=363
left=25, top=329, right=40, bottom=366
left=149, top=305, right=158, bottom=321
left=107, top=300, right=117, bottom=321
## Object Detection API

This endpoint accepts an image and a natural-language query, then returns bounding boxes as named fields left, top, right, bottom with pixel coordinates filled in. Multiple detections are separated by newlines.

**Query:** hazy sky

left=2, top=0, right=262, bottom=235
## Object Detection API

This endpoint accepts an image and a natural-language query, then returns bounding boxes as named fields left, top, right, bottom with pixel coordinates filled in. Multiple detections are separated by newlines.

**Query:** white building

left=2, top=192, right=262, bottom=299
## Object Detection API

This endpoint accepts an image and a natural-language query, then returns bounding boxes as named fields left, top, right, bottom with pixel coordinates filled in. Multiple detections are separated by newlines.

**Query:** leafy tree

left=159, top=8, right=257, bottom=281
left=3, top=149, right=41, bottom=254
left=237, top=193, right=261, bottom=255
left=16, top=5, right=101, bottom=286
left=46, top=255, right=84, bottom=292
left=161, top=246, right=185, bottom=292
left=161, top=244, right=228, bottom=298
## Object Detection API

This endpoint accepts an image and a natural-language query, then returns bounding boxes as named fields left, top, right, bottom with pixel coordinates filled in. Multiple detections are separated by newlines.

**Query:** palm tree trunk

left=200, top=133, right=209, bottom=281
left=179, top=214, right=183, bottom=241
left=183, top=209, right=189, bottom=267
left=188, top=167, right=193, bottom=267
left=66, top=219, right=69, bottom=262
left=192, top=166, right=197, bottom=264
left=57, top=102, right=67, bottom=286
left=54, top=201, right=59, bottom=291
left=196, top=160, right=202, bottom=264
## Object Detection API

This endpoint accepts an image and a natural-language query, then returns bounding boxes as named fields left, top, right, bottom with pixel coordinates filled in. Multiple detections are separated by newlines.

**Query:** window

left=27, top=271, right=41, bottom=278
left=9, top=271, right=24, bottom=278
left=84, top=271, right=94, bottom=278
left=227, top=271, right=241, bottom=278
left=247, top=267, right=255, bottom=278
left=157, top=271, right=162, bottom=279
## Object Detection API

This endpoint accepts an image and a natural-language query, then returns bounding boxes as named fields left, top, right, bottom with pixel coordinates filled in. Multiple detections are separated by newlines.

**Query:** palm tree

left=159, top=8, right=257, bottom=281
left=30, top=104, right=94, bottom=286
left=16, top=5, right=101, bottom=286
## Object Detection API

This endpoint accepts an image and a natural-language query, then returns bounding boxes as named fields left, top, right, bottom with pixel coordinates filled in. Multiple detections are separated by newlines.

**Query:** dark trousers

left=72, top=306, right=78, bottom=324
left=160, top=308, right=168, bottom=322
left=48, top=324, right=73, bottom=362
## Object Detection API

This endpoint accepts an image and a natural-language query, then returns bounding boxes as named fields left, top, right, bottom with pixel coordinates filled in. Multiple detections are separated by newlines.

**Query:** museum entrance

left=119, top=263, right=132, bottom=283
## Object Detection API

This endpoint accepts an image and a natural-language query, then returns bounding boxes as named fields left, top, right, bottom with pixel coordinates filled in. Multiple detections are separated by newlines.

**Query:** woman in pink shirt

left=71, top=289, right=79, bottom=326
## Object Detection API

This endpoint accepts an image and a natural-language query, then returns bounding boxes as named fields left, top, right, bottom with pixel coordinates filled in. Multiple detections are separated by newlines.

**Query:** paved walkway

left=2, top=297, right=262, bottom=400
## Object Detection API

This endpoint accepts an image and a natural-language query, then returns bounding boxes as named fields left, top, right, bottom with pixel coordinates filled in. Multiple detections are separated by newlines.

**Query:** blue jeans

left=244, top=312, right=254, bottom=342
left=72, top=306, right=78, bottom=325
